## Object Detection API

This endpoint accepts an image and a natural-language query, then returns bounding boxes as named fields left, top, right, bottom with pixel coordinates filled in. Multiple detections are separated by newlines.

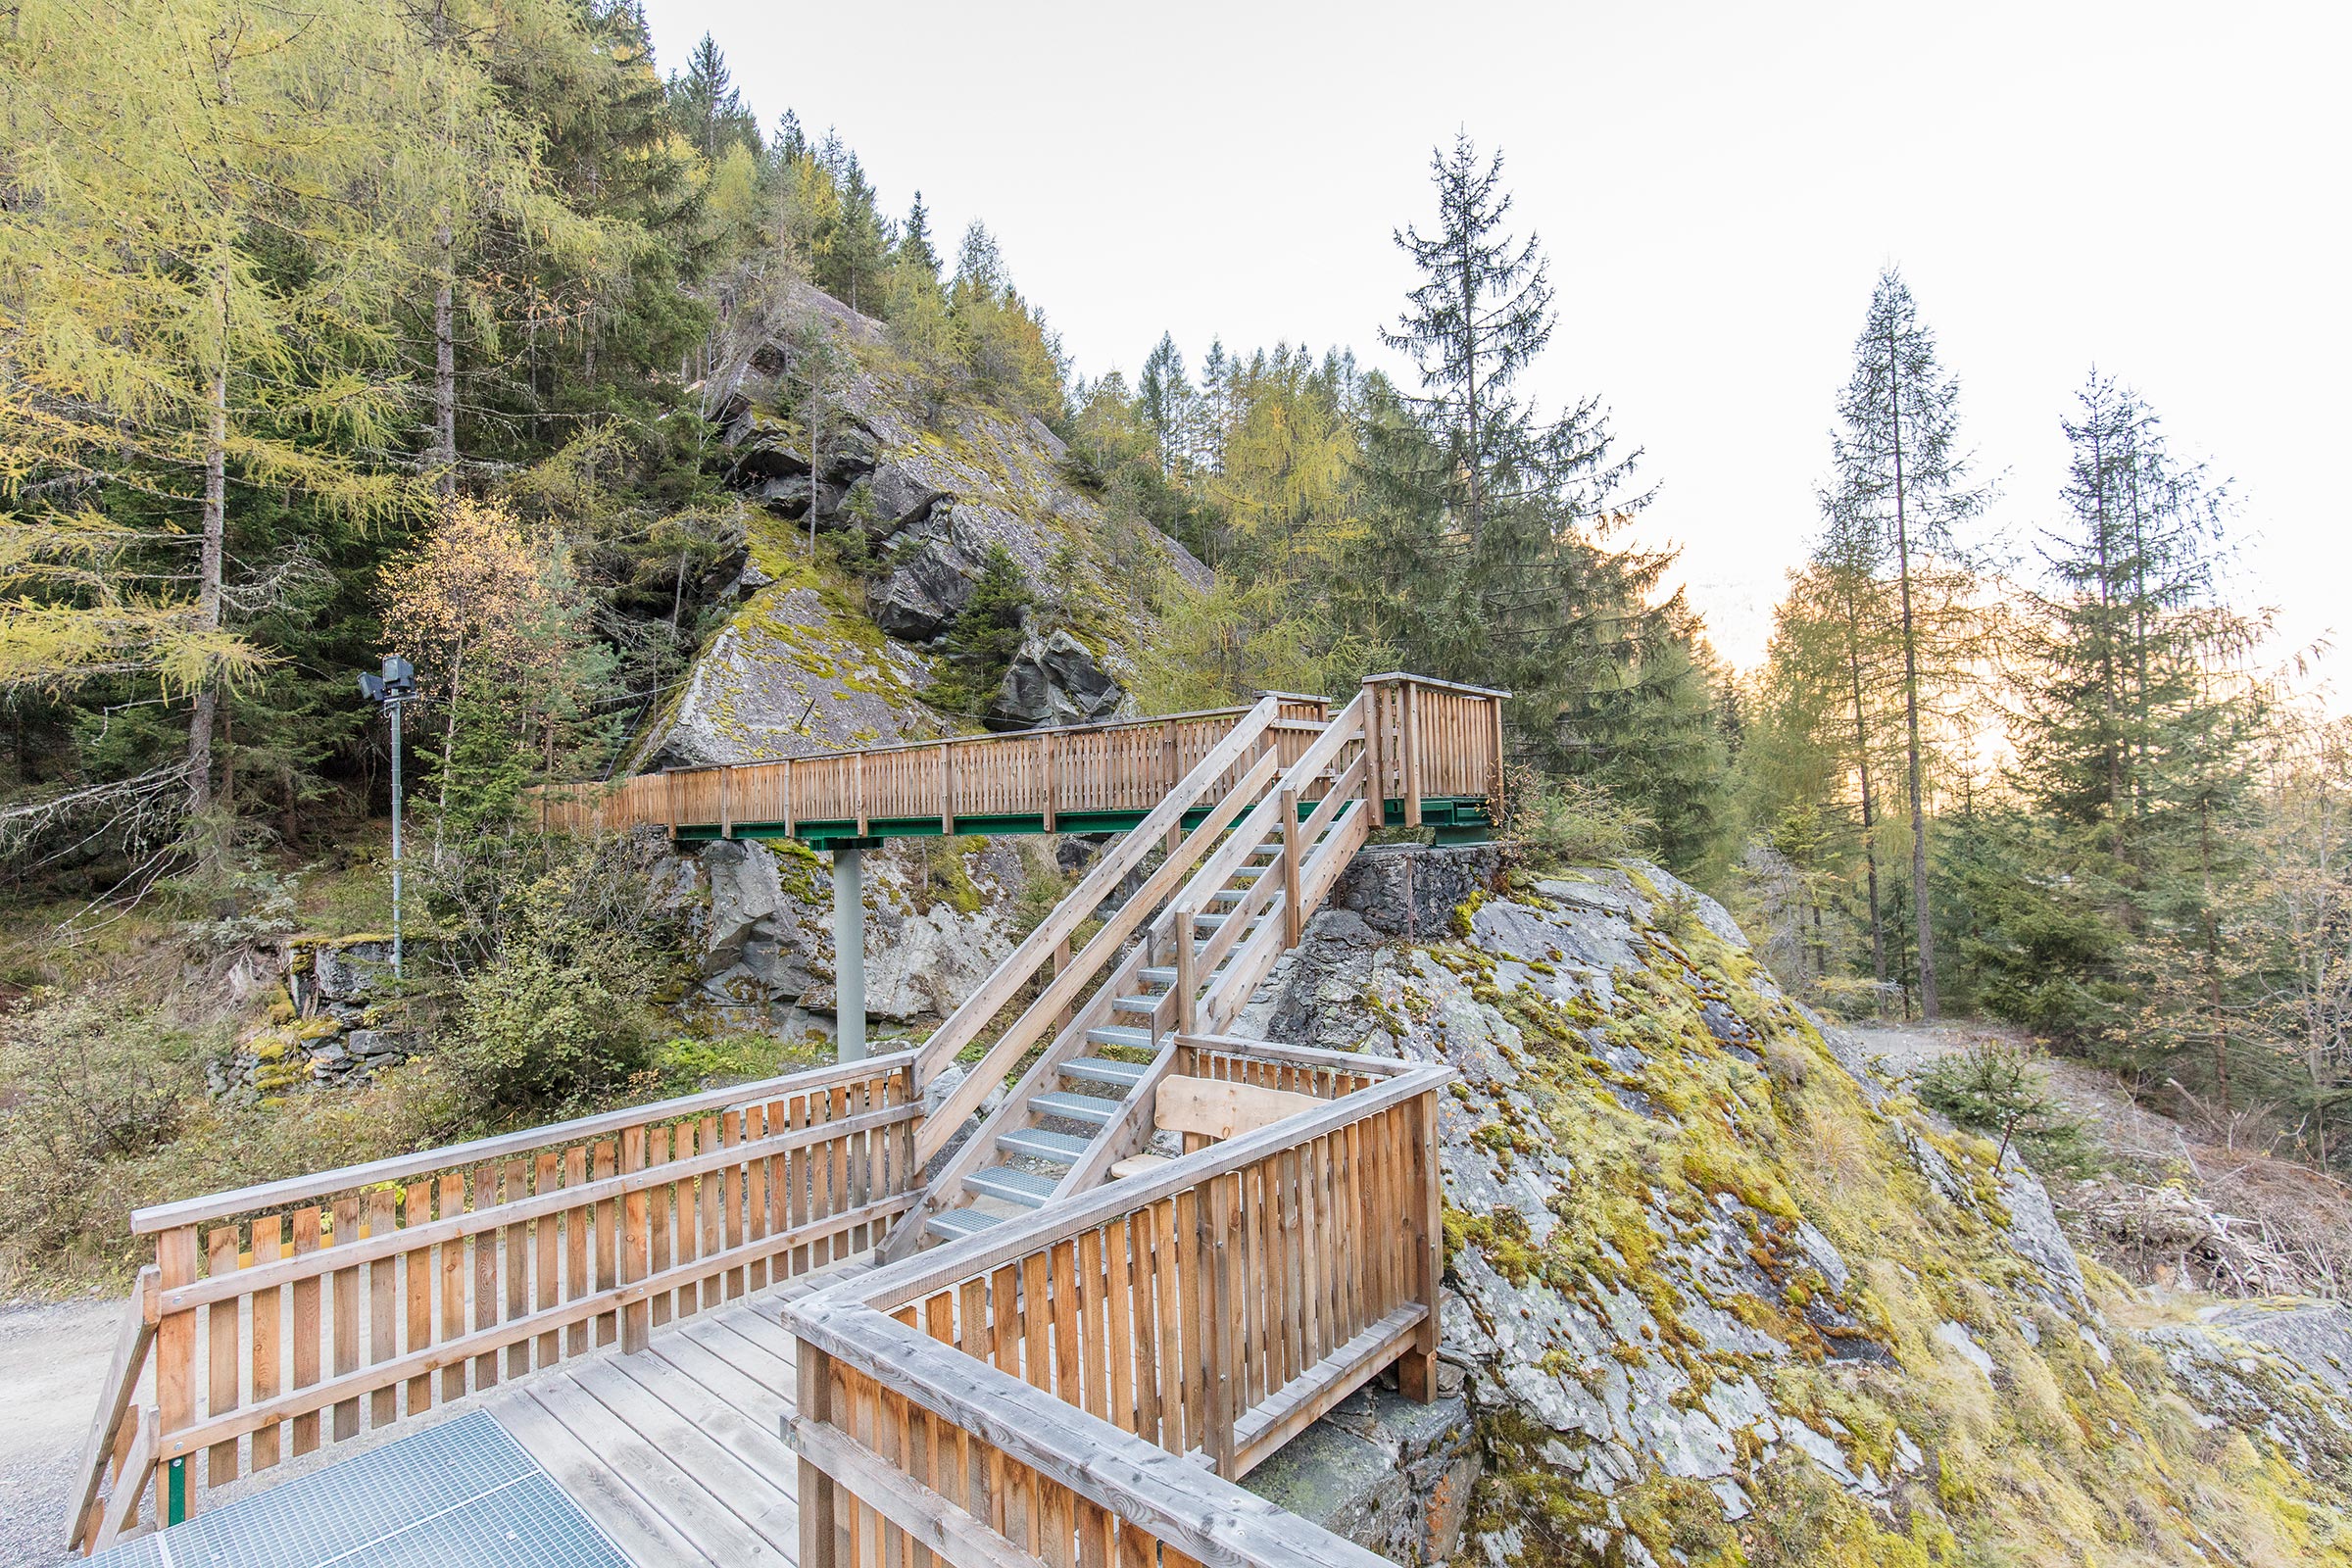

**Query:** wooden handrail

left=99, top=1053, right=920, bottom=1546
left=858, top=1055, right=1447, bottom=1310
left=129, top=1051, right=915, bottom=1234
left=1359, top=670, right=1512, bottom=700
left=63, top=1267, right=157, bottom=1553
left=788, top=1298, right=1396, bottom=1568
left=788, top=1045, right=1451, bottom=1564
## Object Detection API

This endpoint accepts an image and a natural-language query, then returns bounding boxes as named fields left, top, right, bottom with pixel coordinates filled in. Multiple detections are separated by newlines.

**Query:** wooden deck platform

left=483, top=1285, right=821, bottom=1567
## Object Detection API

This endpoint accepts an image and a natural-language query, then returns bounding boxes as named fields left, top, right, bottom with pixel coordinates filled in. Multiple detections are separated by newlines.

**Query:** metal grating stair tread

left=965, top=1164, right=1060, bottom=1206
left=998, top=1127, right=1093, bottom=1164
left=1060, top=1055, right=1152, bottom=1087
left=87, top=1409, right=628, bottom=1568
left=1028, top=1090, right=1120, bottom=1126
left=1084, top=1025, right=1155, bottom=1052
left=926, top=1207, right=1004, bottom=1240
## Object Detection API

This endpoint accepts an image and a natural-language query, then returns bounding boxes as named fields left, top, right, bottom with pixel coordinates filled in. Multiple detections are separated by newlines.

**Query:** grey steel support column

left=831, top=845, right=866, bottom=1061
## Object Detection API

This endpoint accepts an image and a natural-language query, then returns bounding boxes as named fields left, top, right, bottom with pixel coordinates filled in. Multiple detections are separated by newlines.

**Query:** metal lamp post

left=359, top=657, right=418, bottom=977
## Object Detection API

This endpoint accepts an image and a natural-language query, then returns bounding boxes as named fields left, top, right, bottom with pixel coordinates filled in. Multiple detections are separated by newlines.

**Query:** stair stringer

left=877, top=748, right=1285, bottom=1260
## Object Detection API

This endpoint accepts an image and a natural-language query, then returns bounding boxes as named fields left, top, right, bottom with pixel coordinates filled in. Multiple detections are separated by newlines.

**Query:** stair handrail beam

left=894, top=745, right=1283, bottom=1242
left=1044, top=697, right=1369, bottom=1197
left=63, top=1266, right=159, bottom=1553
left=910, top=696, right=1285, bottom=1089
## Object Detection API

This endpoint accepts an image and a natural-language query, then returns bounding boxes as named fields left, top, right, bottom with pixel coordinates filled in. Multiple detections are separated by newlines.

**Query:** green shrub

left=1916, top=1040, right=2096, bottom=1175
left=1504, top=770, right=1652, bottom=868
left=427, top=832, right=693, bottom=1114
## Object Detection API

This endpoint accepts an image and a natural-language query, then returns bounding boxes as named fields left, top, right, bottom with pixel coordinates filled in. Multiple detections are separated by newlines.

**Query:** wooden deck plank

left=493, top=1384, right=718, bottom=1568
left=710, top=1299, right=806, bottom=1364
left=564, top=1357, right=802, bottom=1553
left=657, top=1323, right=796, bottom=1414
left=683, top=1311, right=804, bottom=1395
left=527, top=1374, right=795, bottom=1566
left=607, top=1348, right=801, bottom=1497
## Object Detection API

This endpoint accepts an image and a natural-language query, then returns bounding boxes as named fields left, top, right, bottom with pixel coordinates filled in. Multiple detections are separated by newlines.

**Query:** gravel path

left=0, top=1297, right=123, bottom=1568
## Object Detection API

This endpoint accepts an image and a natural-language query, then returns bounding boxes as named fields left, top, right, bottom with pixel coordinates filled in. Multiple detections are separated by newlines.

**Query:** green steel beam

left=674, top=797, right=1496, bottom=849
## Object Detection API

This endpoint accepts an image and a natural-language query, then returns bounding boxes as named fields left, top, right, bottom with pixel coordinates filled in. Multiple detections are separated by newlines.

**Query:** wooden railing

left=529, top=696, right=1335, bottom=837
left=882, top=687, right=1385, bottom=1252
left=1362, top=672, right=1507, bottom=826
left=66, top=1053, right=922, bottom=1555
left=787, top=1040, right=1450, bottom=1567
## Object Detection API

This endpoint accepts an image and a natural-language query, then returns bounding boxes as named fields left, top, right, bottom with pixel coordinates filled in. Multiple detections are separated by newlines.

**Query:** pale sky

left=645, top=0, right=2349, bottom=681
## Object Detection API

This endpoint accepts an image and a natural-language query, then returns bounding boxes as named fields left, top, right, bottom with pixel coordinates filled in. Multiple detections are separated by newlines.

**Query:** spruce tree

left=1347, top=134, right=1727, bottom=871
left=1139, top=333, right=1197, bottom=475
left=1825, top=270, right=1988, bottom=1017
left=900, top=191, right=941, bottom=278
left=1380, top=133, right=1554, bottom=549
left=2016, top=373, right=2265, bottom=1087
left=667, top=34, right=760, bottom=161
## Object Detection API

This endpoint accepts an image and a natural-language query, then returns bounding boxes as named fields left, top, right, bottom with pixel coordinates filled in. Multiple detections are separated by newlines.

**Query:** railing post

left=941, top=743, right=954, bottom=835
left=1402, top=680, right=1423, bottom=829
left=1490, top=696, right=1507, bottom=816
left=720, top=766, right=733, bottom=840
left=1397, top=1090, right=1443, bottom=1402
left=1173, top=907, right=1197, bottom=1037
left=1161, top=719, right=1179, bottom=857
left=153, top=1224, right=198, bottom=1529
left=798, top=1340, right=842, bottom=1568
left=784, top=756, right=796, bottom=837
left=1202, top=1173, right=1239, bottom=1479
left=1041, top=731, right=1057, bottom=831
left=1279, top=786, right=1303, bottom=949
left=1362, top=679, right=1387, bottom=828
left=1054, top=935, right=1074, bottom=1032
left=620, top=1126, right=650, bottom=1353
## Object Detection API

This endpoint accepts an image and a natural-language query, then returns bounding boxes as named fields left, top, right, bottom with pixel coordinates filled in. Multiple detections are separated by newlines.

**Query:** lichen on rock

left=1238, top=846, right=2352, bottom=1566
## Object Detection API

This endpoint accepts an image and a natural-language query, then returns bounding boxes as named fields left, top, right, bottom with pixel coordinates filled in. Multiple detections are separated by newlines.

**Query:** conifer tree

left=1139, top=334, right=1198, bottom=475
left=667, top=34, right=761, bottom=161
left=1825, top=270, right=1988, bottom=1016
left=1, top=0, right=435, bottom=808
left=1347, top=134, right=1727, bottom=870
left=900, top=192, right=941, bottom=278
left=1380, top=133, right=1555, bottom=549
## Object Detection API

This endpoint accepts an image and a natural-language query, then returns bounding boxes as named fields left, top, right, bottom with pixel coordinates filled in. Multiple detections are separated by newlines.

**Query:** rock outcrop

left=991, top=629, right=1130, bottom=729
left=210, top=936, right=417, bottom=1101
left=1235, top=847, right=2352, bottom=1566
left=671, top=835, right=1031, bottom=1041
left=638, top=283, right=1207, bottom=768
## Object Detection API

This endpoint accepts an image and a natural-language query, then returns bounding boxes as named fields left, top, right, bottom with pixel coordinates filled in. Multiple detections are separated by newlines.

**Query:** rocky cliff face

left=1237, top=847, right=2352, bottom=1567
left=641, top=284, right=1208, bottom=767
left=666, top=833, right=1037, bottom=1044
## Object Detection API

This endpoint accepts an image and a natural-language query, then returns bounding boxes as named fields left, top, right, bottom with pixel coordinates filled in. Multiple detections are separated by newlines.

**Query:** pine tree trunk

left=187, top=266, right=229, bottom=812
left=1888, top=322, right=1938, bottom=1019
left=432, top=218, right=456, bottom=498
left=1842, top=591, right=1886, bottom=984
left=2201, top=795, right=2230, bottom=1101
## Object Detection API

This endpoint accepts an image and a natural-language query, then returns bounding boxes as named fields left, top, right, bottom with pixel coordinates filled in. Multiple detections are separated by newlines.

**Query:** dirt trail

left=0, top=1297, right=122, bottom=1568
left=1844, top=1018, right=2196, bottom=1168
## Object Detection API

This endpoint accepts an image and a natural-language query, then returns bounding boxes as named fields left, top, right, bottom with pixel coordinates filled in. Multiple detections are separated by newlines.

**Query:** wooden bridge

left=69, top=673, right=1501, bottom=1565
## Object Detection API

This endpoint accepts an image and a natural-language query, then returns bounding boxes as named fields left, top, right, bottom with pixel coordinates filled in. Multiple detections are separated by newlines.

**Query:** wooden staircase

left=881, top=689, right=1381, bottom=1256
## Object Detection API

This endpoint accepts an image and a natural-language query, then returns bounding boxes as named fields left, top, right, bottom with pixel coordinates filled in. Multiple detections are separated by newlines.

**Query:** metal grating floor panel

left=93, top=1409, right=633, bottom=1568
